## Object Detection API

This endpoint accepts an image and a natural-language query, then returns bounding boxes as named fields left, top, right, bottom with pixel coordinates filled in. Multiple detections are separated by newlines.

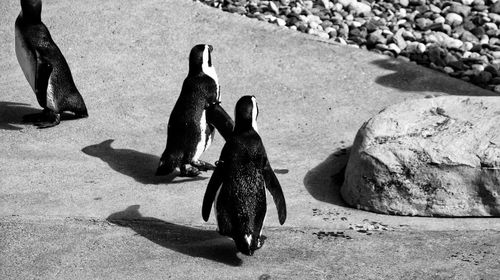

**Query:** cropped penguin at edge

left=202, top=95, right=287, bottom=256
left=15, top=0, right=88, bottom=128
left=156, top=44, right=234, bottom=177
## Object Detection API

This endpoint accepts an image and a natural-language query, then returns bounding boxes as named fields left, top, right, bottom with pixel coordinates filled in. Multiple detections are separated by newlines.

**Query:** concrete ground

left=0, top=0, right=499, bottom=279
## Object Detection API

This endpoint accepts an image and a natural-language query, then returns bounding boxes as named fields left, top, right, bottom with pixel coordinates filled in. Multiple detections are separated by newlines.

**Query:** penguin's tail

left=155, top=153, right=179, bottom=176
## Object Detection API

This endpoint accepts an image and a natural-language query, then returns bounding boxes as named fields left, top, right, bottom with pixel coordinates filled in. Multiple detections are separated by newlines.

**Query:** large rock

left=341, top=96, right=500, bottom=216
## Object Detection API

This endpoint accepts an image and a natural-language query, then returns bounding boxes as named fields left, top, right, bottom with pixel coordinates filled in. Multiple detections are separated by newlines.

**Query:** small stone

left=493, top=51, right=500, bottom=59
left=335, top=37, right=348, bottom=45
left=317, top=31, right=330, bottom=39
left=471, top=26, right=486, bottom=38
left=494, top=85, right=500, bottom=93
left=475, top=71, right=493, bottom=83
left=491, top=2, right=500, bottom=14
left=479, top=35, right=489, bottom=45
left=445, top=13, right=463, bottom=27
left=291, top=6, right=302, bottom=15
left=303, top=0, right=314, bottom=10
left=367, top=30, right=387, bottom=46
left=489, top=13, right=500, bottom=24
left=309, top=21, right=319, bottom=29
left=485, top=65, right=500, bottom=76
left=406, top=42, right=426, bottom=54
left=473, top=4, right=488, bottom=12
left=463, top=42, right=474, bottom=51
left=328, top=29, right=338, bottom=38
left=447, top=60, right=467, bottom=70
left=320, top=20, right=333, bottom=30
left=392, top=28, right=407, bottom=50
left=485, top=22, right=499, bottom=32
left=388, top=43, right=401, bottom=54
left=448, top=3, right=472, bottom=17
left=429, top=4, right=441, bottom=14
left=275, top=17, right=286, bottom=26
left=227, top=5, right=247, bottom=14
left=491, top=77, right=500, bottom=85
left=348, top=1, right=372, bottom=17
left=460, top=31, right=479, bottom=43
left=268, top=1, right=279, bottom=14
left=471, top=64, right=485, bottom=72
left=428, top=46, right=446, bottom=67
left=399, top=0, right=409, bottom=7
left=415, top=17, right=432, bottom=30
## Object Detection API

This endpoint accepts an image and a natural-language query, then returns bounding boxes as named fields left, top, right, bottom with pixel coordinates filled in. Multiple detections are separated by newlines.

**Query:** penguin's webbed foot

left=256, top=235, right=266, bottom=250
left=191, top=160, right=215, bottom=171
left=179, top=165, right=201, bottom=177
left=23, top=110, right=61, bottom=128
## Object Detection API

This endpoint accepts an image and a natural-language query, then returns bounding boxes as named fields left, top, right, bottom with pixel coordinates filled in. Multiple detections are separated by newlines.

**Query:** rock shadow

left=82, top=139, right=208, bottom=185
left=372, top=58, right=497, bottom=96
left=0, top=101, right=39, bottom=130
left=303, top=147, right=351, bottom=206
left=107, top=205, right=241, bottom=266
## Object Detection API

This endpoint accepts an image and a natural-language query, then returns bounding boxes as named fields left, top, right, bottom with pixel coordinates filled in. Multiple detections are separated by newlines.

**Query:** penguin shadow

left=0, top=101, right=90, bottom=130
left=107, top=205, right=242, bottom=266
left=81, top=139, right=208, bottom=185
left=372, top=58, right=497, bottom=96
left=0, top=101, right=38, bottom=130
left=303, top=147, right=351, bottom=206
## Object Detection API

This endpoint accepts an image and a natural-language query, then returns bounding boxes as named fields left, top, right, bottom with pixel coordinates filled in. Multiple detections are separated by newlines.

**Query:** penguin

left=202, top=95, right=286, bottom=256
left=156, top=44, right=234, bottom=177
left=15, top=0, right=88, bottom=128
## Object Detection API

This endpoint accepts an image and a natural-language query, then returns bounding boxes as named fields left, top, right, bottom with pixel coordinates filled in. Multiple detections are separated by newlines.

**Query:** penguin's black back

left=216, top=131, right=267, bottom=244
left=163, top=74, right=218, bottom=160
left=15, top=2, right=87, bottom=114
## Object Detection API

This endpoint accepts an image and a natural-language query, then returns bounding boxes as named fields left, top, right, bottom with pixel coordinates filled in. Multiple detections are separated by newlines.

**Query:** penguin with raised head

left=202, top=95, right=286, bottom=256
left=156, top=44, right=234, bottom=177
left=15, top=0, right=88, bottom=128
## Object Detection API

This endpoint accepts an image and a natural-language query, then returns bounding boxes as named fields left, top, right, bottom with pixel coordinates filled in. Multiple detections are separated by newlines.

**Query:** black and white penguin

left=202, top=95, right=286, bottom=256
left=156, top=44, right=234, bottom=177
left=15, top=0, right=88, bottom=128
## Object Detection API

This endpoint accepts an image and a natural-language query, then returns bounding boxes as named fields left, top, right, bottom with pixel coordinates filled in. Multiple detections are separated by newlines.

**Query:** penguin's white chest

left=15, top=26, right=36, bottom=92
left=202, top=65, right=220, bottom=101
left=192, top=110, right=214, bottom=162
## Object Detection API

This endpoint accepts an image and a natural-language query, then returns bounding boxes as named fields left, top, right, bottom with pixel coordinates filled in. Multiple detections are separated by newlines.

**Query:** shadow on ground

left=0, top=101, right=95, bottom=130
left=0, top=101, right=39, bottom=130
left=304, top=147, right=351, bottom=206
left=107, top=205, right=242, bottom=266
left=82, top=139, right=208, bottom=184
left=372, top=58, right=497, bottom=96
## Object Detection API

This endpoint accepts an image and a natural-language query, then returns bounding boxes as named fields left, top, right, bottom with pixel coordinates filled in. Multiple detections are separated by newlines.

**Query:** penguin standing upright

left=15, top=0, right=88, bottom=128
left=202, top=95, right=286, bottom=256
left=156, top=44, right=234, bottom=177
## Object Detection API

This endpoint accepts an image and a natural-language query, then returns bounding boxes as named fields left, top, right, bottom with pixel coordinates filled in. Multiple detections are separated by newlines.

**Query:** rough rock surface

left=341, top=96, right=500, bottom=216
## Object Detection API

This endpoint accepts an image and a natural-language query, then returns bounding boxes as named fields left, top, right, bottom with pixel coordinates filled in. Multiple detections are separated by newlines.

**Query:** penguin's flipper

left=35, top=49, right=53, bottom=108
left=206, top=102, right=234, bottom=141
left=202, top=160, right=224, bottom=221
left=263, top=159, right=287, bottom=225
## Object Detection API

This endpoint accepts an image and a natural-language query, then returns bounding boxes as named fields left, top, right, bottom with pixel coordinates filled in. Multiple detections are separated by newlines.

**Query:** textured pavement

left=0, top=0, right=499, bottom=279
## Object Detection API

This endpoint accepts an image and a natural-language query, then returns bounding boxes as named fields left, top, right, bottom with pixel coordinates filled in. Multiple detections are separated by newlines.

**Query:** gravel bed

left=196, top=0, right=500, bottom=93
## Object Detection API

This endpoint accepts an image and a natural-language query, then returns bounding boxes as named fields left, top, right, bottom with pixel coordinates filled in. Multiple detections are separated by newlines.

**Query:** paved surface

left=0, top=0, right=498, bottom=279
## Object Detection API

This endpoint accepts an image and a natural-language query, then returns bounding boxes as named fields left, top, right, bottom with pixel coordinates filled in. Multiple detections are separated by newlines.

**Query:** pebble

left=199, top=0, right=500, bottom=93
left=446, top=13, right=464, bottom=26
